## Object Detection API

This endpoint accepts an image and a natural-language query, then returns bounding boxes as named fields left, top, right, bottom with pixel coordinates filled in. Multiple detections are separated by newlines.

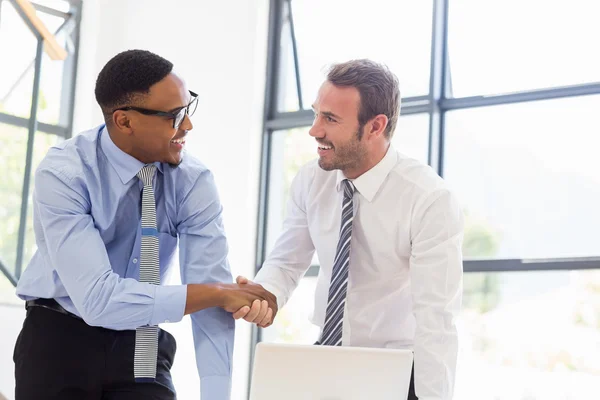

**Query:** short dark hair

left=94, top=49, right=173, bottom=117
left=327, top=59, right=401, bottom=139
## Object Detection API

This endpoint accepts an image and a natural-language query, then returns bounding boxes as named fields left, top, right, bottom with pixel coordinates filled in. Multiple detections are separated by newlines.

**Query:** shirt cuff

left=256, top=281, right=285, bottom=310
left=201, top=375, right=231, bottom=400
left=151, top=284, right=187, bottom=326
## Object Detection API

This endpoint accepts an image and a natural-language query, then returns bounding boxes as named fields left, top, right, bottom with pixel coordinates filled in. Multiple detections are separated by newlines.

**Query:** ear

left=112, top=111, right=134, bottom=134
left=366, top=114, right=389, bottom=140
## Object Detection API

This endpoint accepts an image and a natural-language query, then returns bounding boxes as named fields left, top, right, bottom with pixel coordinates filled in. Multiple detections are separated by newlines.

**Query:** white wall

left=72, top=0, right=269, bottom=398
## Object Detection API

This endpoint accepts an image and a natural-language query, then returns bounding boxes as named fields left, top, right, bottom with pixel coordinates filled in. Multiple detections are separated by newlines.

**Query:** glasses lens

left=187, top=96, right=198, bottom=118
left=174, top=108, right=186, bottom=129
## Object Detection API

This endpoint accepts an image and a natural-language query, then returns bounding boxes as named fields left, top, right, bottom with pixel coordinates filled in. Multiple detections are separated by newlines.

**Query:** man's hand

left=217, top=279, right=277, bottom=328
left=185, top=282, right=276, bottom=319
left=232, top=276, right=277, bottom=328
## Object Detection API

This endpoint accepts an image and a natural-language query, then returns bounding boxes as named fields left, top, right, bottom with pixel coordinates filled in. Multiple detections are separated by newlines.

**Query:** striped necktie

left=319, top=179, right=356, bottom=346
left=134, top=164, right=160, bottom=381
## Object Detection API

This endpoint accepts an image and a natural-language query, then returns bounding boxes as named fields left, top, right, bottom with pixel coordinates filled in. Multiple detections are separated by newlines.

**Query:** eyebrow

left=311, top=105, right=342, bottom=121
left=166, top=94, right=194, bottom=113
left=166, top=105, right=184, bottom=113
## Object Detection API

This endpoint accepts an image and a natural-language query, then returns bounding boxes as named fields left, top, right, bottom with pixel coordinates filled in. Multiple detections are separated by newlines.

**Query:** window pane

left=448, top=0, right=600, bottom=97
left=445, top=96, right=600, bottom=260
left=278, top=0, right=433, bottom=112
left=392, top=113, right=429, bottom=165
left=261, top=277, right=320, bottom=344
left=276, top=1, right=301, bottom=112
left=0, top=123, right=29, bottom=278
left=37, top=13, right=69, bottom=126
left=457, top=270, right=600, bottom=399
left=0, top=125, right=60, bottom=279
left=0, top=1, right=37, bottom=119
left=266, top=127, right=316, bottom=256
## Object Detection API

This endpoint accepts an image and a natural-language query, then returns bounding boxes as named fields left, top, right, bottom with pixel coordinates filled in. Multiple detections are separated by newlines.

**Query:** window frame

left=256, top=0, right=600, bottom=281
left=0, top=0, right=82, bottom=285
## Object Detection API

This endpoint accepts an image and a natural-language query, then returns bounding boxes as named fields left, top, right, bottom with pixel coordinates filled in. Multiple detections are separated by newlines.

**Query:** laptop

left=249, top=342, right=414, bottom=400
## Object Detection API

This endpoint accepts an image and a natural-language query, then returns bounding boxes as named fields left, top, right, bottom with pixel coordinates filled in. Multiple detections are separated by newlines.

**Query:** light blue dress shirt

left=16, top=125, right=234, bottom=399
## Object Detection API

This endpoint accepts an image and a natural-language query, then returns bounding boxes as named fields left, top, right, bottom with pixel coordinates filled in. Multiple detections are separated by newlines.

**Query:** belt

left=25, top=298, right=83, bottom=320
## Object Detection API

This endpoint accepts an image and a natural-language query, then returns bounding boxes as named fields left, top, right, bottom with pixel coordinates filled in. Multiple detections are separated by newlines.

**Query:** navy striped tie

left=134, top=165, right=160, bottom=381
left=319, top=179, right=355, bottom=346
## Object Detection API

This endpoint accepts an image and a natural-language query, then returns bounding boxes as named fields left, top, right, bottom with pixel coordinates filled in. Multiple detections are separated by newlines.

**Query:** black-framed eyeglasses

left=113, top=90, right=198, bottom=130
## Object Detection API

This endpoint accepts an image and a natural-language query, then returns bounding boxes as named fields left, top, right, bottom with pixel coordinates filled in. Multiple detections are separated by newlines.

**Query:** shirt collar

left=335, top=145, right=398, bottom=202
left=99, top=125, right=163, bottom=184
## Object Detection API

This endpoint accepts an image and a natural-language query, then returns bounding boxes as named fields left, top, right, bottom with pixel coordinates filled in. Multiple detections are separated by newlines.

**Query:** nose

left=308, top=120, right=323, bottom=138
left=180, top=113, right=193, bottom=131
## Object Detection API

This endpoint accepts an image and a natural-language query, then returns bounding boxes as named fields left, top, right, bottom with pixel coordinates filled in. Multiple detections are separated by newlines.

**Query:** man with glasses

left=14, top=49, right=276, bottom=400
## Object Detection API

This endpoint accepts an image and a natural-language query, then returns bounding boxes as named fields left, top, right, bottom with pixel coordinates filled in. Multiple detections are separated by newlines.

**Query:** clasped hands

left=221, top=276, right=277, bottom=328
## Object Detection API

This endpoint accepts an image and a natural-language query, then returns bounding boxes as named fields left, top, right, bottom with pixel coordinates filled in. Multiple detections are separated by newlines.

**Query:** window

left=260, top=277, right=320, bottom=344
left=456, top=270, right=600, bottom=399
left=0, top=0, right=81, bottom=286
left=0, top=123, right=30, bottom=278
left=256, top=1, right=600, bottom=398
left=447, top=0, right=600, bottom=97
left=277, top=0, right=433, bottom=112
left=0, top=1, right=38, bottom=119
left=446, top=96, right=600, bottom=260
left=391, top=113, right=429, bottom=165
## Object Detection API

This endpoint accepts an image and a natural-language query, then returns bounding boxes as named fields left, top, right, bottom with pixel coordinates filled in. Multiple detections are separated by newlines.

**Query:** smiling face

left=110, top=73, right=194, bottom=166
left=309, top=81, right=368, bottom=177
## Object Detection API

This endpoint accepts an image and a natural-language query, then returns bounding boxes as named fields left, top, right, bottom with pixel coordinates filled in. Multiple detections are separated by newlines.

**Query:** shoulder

left=162, top=152, right=218, bottom=201
left=389, top=152, right=462, bottom=221
left=36, top=126, right=102, bottom=182
left=389, top=151, right=452, bottom=199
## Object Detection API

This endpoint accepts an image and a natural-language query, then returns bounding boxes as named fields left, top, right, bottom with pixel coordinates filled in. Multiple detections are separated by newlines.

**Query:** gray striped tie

left=319, top=179, right=355, bottom=346
left=134, top=165, right=160, bottom=382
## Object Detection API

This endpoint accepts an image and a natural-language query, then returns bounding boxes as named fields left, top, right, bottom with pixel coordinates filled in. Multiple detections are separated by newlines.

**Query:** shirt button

left=133, top=258, right=138, bottom=264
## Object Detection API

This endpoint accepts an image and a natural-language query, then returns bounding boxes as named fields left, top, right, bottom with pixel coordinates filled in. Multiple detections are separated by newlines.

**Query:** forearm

left=184, top=283, right=224, bottom=315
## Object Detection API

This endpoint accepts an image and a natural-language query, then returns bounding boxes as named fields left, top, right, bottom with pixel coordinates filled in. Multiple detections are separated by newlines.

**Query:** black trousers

left=13, top=304, right=177, bottom=400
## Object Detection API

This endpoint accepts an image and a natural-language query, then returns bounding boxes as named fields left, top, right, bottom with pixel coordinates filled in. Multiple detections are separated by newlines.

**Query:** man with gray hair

left=237, top=59, right=464, bottom=400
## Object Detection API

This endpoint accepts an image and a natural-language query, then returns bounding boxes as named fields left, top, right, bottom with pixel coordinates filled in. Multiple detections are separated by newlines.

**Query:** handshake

left=221, top=276, right=278, bottom=328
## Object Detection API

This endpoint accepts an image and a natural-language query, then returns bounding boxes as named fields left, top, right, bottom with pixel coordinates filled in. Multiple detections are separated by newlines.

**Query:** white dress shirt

left=255, top=145, right=464, bottom=400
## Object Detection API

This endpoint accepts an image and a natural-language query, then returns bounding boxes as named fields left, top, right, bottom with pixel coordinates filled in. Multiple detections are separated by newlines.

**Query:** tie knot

left=343, top=179, right=355, bottom=198
left=137, top=164, right=156, bottom=186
